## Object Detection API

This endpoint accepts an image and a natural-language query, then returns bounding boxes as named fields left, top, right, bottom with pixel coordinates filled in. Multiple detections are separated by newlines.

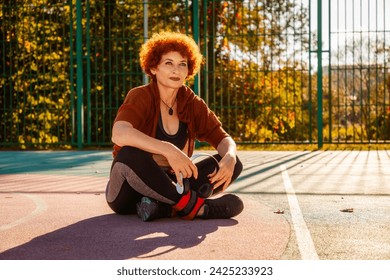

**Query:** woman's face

left=151, top=51, right=189, bottom=90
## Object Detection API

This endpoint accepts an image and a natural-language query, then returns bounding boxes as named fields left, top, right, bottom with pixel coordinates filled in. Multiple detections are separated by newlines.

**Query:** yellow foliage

left=27, top=95, right=38, bottom=106
left=63, top=5, right=70, bottom=14
left=30, top=62, right=38, bottom=72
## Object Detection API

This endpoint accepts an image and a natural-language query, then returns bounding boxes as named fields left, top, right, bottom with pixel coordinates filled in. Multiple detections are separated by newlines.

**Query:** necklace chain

left=160, top=95, right=177, bottom=115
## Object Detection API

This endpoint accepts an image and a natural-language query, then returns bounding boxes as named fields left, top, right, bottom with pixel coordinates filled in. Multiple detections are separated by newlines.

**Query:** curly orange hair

left=139, top=31, right=203, bottom=81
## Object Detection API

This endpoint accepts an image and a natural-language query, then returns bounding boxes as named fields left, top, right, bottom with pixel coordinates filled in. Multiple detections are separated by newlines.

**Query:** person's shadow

left=0, top=215, right=237, bottom=260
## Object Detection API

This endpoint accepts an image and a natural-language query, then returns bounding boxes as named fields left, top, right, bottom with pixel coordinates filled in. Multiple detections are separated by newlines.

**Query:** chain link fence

left=1, top=0, right=389, bottom=149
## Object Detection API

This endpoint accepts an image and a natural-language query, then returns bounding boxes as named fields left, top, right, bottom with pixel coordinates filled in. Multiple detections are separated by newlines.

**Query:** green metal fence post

left=192, top=0, right=200, bottom=96
left=69, top=0, right=76, bottom=146
left=143, top=0, right=149, bottom=84
left=317, top=0, right=323, bottom=148
left=193, top=0, right=200, bottom=148
left=76, top=0, right=84, bottom=149
left=202, top=0, right=208, bottom=103
left=86, top=0, right=91, bottom=145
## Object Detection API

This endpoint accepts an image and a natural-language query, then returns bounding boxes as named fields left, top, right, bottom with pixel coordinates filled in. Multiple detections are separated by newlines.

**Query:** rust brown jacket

left=113, top=81, right=229, bottom=158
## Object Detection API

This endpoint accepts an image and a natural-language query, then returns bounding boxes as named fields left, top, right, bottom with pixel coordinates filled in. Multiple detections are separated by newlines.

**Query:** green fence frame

left=1, top=0, right=389, bottom=149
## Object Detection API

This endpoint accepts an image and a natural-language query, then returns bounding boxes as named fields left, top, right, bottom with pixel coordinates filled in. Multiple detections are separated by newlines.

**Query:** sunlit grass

left=235, top=143, right=390, bottom=151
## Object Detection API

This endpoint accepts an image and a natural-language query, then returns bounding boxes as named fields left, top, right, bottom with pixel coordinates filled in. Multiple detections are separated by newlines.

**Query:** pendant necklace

left=161, top=95, right=177, bottom=116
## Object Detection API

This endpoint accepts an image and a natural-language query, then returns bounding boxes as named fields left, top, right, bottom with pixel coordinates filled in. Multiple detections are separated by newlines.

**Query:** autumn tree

left=0, top=0, right=73, bottom=148
left=199, top=0, right=311, bottom=143
left=326, top=36, right=390, bottom=142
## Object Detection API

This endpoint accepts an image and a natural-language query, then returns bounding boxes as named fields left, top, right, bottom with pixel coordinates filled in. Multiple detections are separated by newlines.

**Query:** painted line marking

left=0, top=194, right=48, bottom=232
left=280, top=164, right=319, bottom=260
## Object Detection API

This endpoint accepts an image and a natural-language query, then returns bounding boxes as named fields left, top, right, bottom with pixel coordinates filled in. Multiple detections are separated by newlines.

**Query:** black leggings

left=105, top=146, right=243, bottom=214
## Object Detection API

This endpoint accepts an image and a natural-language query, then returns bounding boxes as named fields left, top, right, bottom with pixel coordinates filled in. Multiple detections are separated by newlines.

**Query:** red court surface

left=0, top=150, right=290, bottom=260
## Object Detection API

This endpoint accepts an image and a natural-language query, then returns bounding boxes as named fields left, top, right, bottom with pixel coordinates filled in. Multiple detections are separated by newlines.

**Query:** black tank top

left=156, top=115, right=188, bottom=150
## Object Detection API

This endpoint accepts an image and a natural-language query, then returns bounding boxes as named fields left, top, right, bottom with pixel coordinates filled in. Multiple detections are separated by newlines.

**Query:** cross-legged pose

left=106, top=31, right=244, bottom=221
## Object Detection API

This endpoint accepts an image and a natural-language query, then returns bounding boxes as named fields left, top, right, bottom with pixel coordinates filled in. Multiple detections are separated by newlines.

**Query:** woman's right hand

left=163, top=143, right=198, bottom=186
left=112, top=121, right=197, bottom=185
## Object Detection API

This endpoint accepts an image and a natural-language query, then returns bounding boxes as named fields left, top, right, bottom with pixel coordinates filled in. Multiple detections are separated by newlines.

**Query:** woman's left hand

left=208, top=153, right=236, bottom=191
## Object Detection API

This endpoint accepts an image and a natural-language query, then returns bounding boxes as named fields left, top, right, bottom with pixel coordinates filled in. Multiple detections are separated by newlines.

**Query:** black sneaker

left=136, top=197, right=172, bottom=222
left=201, top=194, right=244, bottom=219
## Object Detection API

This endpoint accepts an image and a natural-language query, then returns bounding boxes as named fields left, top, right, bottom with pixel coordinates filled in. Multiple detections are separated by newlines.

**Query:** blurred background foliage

left=1, top=0, right=389, bottom=149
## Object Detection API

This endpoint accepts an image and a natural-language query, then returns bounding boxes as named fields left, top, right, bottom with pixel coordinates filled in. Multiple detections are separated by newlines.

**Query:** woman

left=106, top=31, right=244, bottom=221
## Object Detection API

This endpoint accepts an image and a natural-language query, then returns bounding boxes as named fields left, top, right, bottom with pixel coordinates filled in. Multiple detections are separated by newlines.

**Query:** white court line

left=280, top=165, right=319, bottom=260
left=0, top=194, right=48, bottom=232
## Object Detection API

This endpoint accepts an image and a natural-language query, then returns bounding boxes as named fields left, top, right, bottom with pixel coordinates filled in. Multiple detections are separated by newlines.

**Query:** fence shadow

left=0, top=151, right=112, bottom=175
